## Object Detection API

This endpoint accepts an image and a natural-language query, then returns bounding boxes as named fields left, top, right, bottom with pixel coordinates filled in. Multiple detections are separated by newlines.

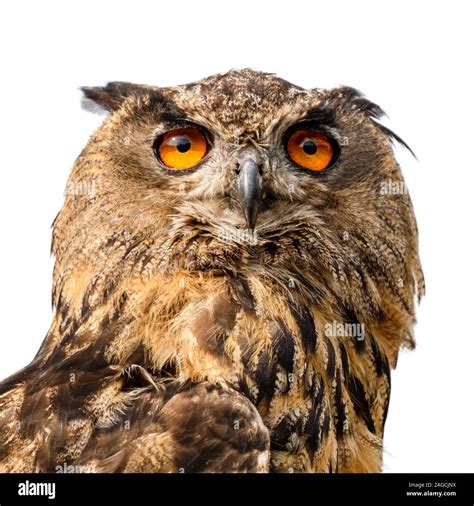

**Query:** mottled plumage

left=0, top=69, right=423, bottom=473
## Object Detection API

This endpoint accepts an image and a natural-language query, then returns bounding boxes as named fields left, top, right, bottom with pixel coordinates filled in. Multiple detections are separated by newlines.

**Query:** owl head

left=54, top=69, right=423, bottom=366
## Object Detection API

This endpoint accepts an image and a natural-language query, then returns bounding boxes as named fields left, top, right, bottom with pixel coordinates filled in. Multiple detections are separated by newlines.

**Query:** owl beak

left=238, top=157, right=262, bottom=231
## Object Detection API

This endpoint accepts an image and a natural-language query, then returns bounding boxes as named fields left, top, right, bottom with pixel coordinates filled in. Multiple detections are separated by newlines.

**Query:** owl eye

left=154, top=127, right=208, bottom=170
left=286, top=129, right=336, bottom=172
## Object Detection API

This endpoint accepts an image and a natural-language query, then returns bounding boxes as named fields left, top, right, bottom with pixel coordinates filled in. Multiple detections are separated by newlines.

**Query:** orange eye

left=155, top=128, right=208, bottom=169
left=286, top=130, right=336, bottom=172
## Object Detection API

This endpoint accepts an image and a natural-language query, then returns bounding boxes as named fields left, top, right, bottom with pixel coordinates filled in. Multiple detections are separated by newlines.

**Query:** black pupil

left=303, top=140, right=317, bottom=155
left=177, top=137, right=191, bottom=153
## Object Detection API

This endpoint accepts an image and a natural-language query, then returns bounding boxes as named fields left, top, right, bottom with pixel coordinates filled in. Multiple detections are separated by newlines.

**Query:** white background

left=0, top=0, right=472, bottom=472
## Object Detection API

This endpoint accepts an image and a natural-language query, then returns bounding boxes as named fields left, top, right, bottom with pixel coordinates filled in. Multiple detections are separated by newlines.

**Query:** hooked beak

left=238, top=157, right=262, bottom=231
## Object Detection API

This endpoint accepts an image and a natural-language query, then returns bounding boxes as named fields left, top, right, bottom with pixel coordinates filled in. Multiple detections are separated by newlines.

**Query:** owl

left=0, top=69, right=423, bottom=473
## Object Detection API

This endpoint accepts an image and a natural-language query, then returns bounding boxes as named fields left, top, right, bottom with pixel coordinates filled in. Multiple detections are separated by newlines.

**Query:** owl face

left=63, top=70, right=420, bottom=325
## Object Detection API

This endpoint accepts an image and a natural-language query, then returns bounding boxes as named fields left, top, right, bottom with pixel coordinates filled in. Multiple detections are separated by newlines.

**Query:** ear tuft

left=330, top=86, right=416, bottom=158
left=334, top=86, right=386, bottom=120
left=80, top=82, right=146, bottom=113
left=373, top=120, right=417, bottom=159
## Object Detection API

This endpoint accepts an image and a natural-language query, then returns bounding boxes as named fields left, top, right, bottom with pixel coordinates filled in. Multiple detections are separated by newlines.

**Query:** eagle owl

left=0, top=70, right=423, bottom=473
